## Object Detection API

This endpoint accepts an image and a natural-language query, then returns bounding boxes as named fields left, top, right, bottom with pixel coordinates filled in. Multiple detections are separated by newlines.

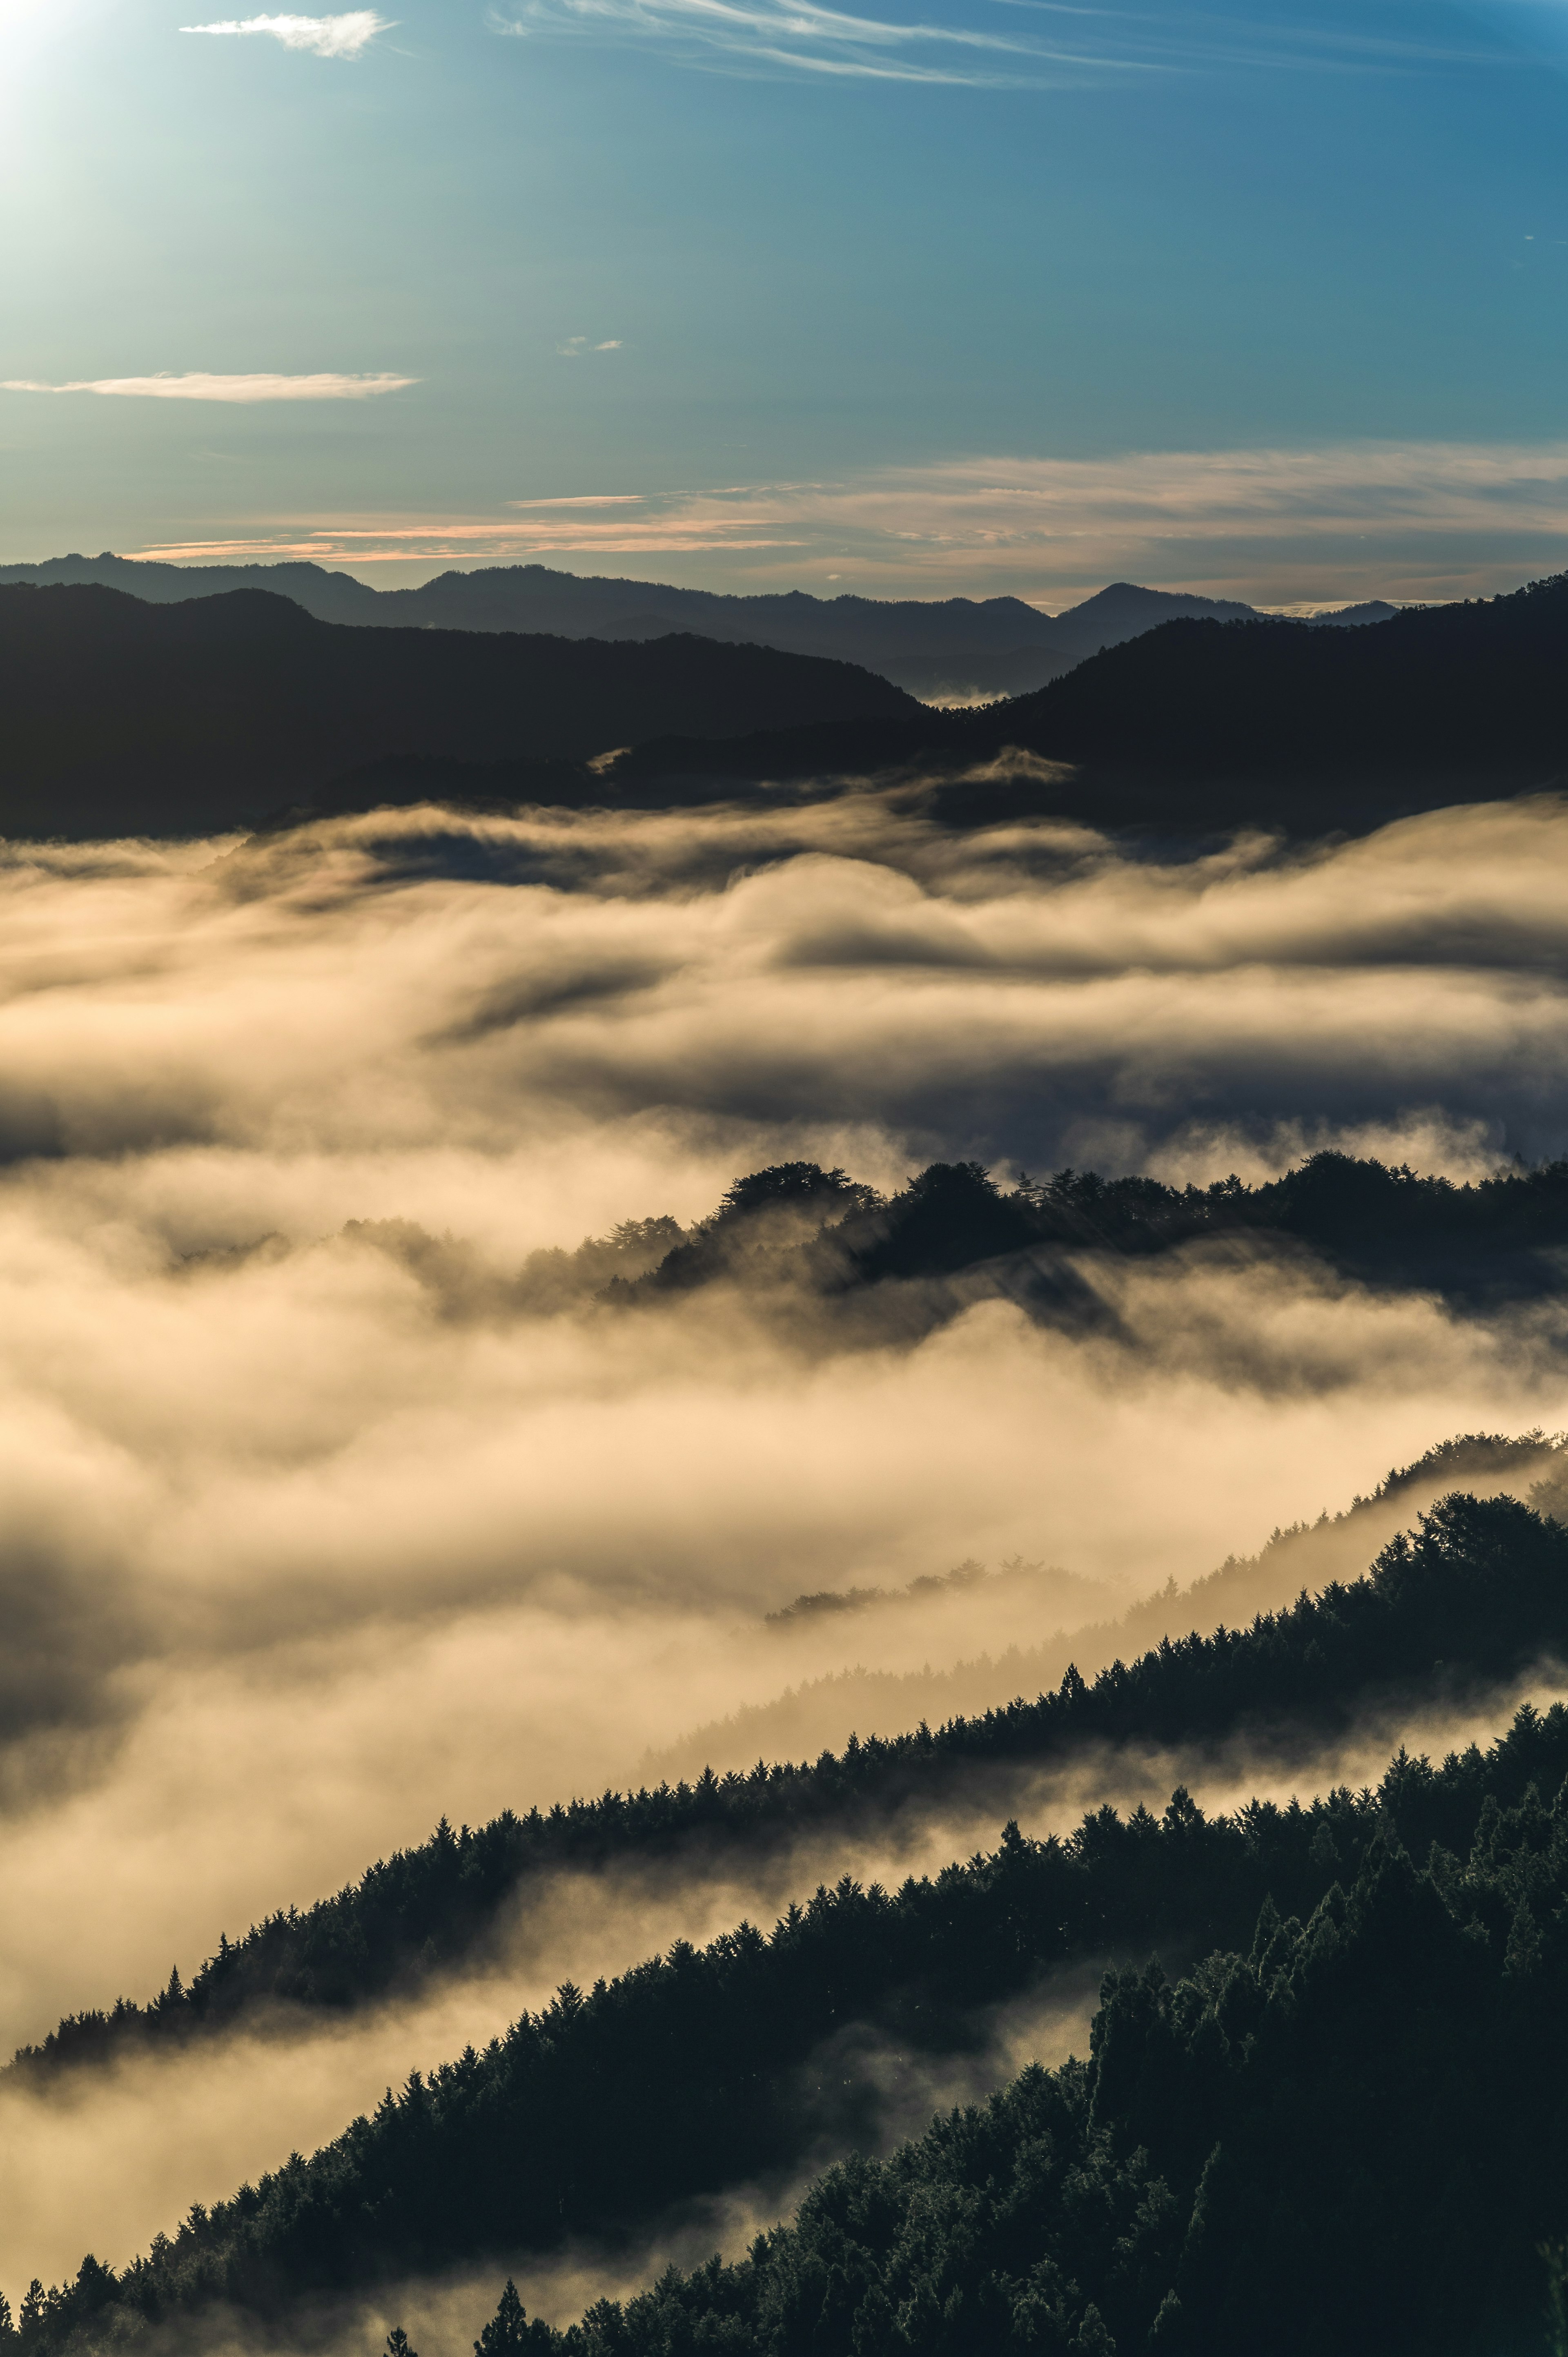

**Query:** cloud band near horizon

left=116, top=435, right=1568, bottom=603
left=1, top=372, right=417, bottom=402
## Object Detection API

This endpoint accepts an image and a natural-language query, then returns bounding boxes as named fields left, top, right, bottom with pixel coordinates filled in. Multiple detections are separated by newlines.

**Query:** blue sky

left=2, top=0, right=1567, bottom=599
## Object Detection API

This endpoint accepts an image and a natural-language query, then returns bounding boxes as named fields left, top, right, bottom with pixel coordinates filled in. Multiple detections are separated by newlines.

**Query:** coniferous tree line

left=595, top=1152, right=1568, bottom=1312
left=459, top=1779, right=1568, bottom=2357
left=13, top=1490, right=1568, bottom=2084
left=496, top=1154, right=1568, bottom=1327
left=10, top=1680, right=1568, bottom=2355
left=649, top=1430, right=1557, bottom=1783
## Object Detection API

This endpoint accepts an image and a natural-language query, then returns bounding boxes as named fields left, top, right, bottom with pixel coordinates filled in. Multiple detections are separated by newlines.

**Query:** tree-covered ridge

left=602, top=1150, right=1568, bottom=1314
left=12, top=1686, right=1568, bottom=2357
left=0, top=584, right=922, bottom=836
left=453, top=1728, right=1568, bottom=2357
left=362, top=1154, right=1568, bottom=1332
left=13, top=1490, right=1568, bottom=2084
left=980, top=564, right=1568, bottom=789
left=785, top=1436, right=1561, bottom=1648
left=520, top=1795, right=1568, bottom=2357
left=606, top=566, right=1568, bottom=834
left=650, top=1436, right=1564, bottom=1782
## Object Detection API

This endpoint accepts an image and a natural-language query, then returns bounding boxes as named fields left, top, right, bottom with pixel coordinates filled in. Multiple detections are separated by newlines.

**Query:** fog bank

left=0, top=789, right=1562, bottom=2297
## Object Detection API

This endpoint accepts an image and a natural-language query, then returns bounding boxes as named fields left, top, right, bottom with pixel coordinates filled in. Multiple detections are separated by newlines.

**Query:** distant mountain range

left=0, top=550, right=1396, bottom=702
left=600, top=571, right=1568, bottom=835
left=2, top=555, right=1524, bottom=843
left=0, top=584, right=916, bottom=835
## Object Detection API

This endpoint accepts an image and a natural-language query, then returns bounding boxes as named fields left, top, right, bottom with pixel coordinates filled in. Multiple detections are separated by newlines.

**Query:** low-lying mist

left=2, top=1670, right=1559, bottom=2299
left=49, top=1956, right=1105, bottom=2357
left=0, top=785, right=1566, bottom=2308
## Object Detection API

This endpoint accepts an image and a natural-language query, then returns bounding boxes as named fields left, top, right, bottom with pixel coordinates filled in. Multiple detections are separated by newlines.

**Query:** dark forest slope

left=608, top=572, right=1568, bottom=835
left=1, top=567, right=1515, bottom=841
left=13, top=1657, right=1568, bottom=2356
left=509, top=1781, right=1568, bottom=2357
left=0, top=557, right=1303, bottom=661
left=0, top=555, right=1069, bottom=660
left=982, top=569, right=1568, bottom=783
left=649, top=1434, right=1561, bottom=1782
left=0, top=557, right=1390, bottom=708
left=0, top=586, right=916, bottom=834
left=608, top=1150, right=1568, bottom=1314
left=13, top=1490, right=1568, bottom=2087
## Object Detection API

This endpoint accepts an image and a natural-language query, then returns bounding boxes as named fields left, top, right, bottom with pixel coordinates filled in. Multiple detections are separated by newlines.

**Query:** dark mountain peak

left=0, top=551, right=379, bottom=624
left=1, top=580, right=320, bottom=642
left=613, top=562, right=1568, bottom=836
left=1306, top=598, right=1400, bottom=627
left=955, top=566, right=1568, bottom=803
left=1046, top=580, right=1260, bottom=655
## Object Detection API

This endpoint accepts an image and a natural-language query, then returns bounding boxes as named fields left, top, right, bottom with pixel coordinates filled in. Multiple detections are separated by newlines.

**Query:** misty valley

left=0, top=569, right=1568, bottom=2357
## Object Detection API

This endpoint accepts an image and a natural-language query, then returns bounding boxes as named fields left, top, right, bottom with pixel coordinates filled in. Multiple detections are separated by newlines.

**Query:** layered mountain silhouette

left=605, top=571, right=1568, bottom=834
left=0, top=584, right=918, bottom=834
left=0, top=559, right=1504, bottom=842
left=984, top=575, right=1568, bottom=779
left=0, top=551, right=1393, bottom=702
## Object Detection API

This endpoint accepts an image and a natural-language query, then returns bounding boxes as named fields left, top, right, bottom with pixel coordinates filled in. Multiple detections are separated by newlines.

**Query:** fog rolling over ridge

left=0, top=1649, right=1552, bottom=2303
left=16, top=0, right=1568, bottom=2290
left=1, top=783, right=1568, bottom=2335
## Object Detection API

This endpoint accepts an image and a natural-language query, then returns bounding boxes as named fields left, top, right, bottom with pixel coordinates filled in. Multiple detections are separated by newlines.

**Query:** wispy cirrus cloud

left=1, top=372, right=416, bottom=401
left=508, top=494, right=646, bottom=506
left=125, top=436, right=1568, bottom=602
left=489, top=0, right=1520, bottom=87
left=179, top=10, right=392, bottom=57
left=556, top=337, right=625, bottom=357
left=491, top=0, right=1138, bottom=87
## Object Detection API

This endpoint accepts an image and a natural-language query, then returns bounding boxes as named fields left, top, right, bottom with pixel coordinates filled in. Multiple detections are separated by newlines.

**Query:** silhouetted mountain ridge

left=1, top=563, right=1540, bottom=843
left=609, top=571, right=1568, bottom=832
left=0, top=553, right=1392, bottom=703
left=982, top=570, right=1568, bottom=779
left=0, top=584, right=916, bottom=835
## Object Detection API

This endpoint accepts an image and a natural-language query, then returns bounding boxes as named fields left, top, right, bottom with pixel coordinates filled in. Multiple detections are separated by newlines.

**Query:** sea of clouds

left=0, top=781, right=1565, bottom=2296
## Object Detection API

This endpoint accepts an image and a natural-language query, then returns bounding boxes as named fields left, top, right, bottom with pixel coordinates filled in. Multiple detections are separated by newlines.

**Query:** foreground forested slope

left=498, top=1791, right=1568, bottom=2357
left=11, top=1622, right=1568, bottom=2353
left=12, top=1493, right=1568, bottom=2087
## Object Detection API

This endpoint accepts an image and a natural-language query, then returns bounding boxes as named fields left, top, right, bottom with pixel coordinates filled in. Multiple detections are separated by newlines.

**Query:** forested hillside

left=604, top=570, right=1568, bottom=837
left=983, top=569, right=1568, bottom=783
left=0, top=586, right=915, bottom=834
left=13, top=1492, right=1568, bottom=2087
left=587, top=1150, right=1568, bottom=1316
left=486, top=1787, right=1568, bottom=2357
left=652, top=1432, right=1560, bottom=1779
left=10, top=1659, right=1568, bottom=2353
